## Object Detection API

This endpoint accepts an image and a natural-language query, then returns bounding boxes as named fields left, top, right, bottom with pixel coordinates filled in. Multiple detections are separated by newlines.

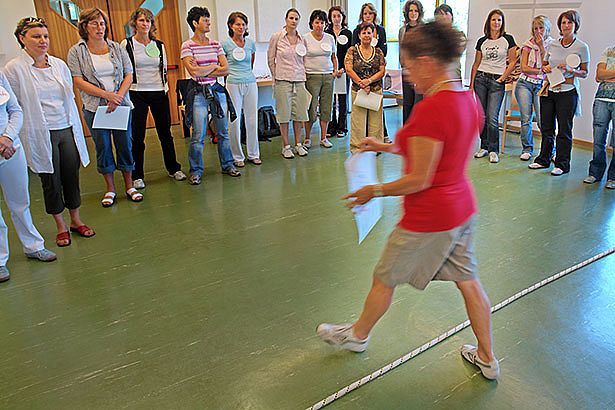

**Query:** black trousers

left=535, top=89, right=578, bottom=172
left=328, top=78, right=349, bottom=135
left=402, top=80, right=423, bottom=124
left=130, top=90, right=181, bottom=180
left=39, top=127, right=81, bottom=215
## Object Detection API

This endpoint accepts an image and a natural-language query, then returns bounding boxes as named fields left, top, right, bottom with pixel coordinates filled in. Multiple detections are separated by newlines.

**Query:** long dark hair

left=327, top=6, right=347, bottom=29
left=227, top=11, right=249, bottom=38
left=483, top=9, right=505, bottom=38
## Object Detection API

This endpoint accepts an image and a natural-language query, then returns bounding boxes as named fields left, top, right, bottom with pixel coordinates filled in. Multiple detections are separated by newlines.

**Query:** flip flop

left=70, top=225, right=96, bottom=238
left=56, top=231, right=71, bottom=247
left=101, top=192, right=116, bottom=207
left=126, top=188, right=143, bottom=202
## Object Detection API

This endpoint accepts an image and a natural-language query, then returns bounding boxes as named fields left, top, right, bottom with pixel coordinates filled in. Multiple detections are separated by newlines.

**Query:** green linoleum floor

left=1, top=108, right=614, bottom=409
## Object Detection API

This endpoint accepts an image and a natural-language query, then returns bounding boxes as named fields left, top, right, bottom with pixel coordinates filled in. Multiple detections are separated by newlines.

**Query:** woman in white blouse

left=121, top=8, right=185, bottom=189
left=4, top=17, right=93, bottom=247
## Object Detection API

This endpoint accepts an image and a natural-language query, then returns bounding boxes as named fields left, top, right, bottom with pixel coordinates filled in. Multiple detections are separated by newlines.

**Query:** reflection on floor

left=1, top=108, right=614, bottom=409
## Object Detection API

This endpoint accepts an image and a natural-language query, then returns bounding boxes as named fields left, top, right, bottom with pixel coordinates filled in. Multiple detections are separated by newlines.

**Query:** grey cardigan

left=67, top=39, right=133, bottom=112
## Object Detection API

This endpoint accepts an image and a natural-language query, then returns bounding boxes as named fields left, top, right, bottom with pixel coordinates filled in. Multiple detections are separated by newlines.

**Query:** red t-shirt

left=394, top=90, right=484, bottom=232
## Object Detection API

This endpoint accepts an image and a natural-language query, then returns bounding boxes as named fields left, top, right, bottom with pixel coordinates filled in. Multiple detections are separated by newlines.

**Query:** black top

left=325, top=27, right=353, bottom=69
left=351, top=24, right=387, bottom=57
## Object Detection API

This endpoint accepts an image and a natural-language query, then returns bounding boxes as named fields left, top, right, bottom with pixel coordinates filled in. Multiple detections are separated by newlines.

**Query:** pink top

left=267, top=30, right=307, bottom=82
left=180, top=39, right=224, bottom=85
left=521, top=37, right=549, bottom=81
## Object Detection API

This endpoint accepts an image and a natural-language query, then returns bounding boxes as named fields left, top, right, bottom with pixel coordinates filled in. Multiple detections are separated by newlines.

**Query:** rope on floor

left=307, top=246, right=615, bottom=410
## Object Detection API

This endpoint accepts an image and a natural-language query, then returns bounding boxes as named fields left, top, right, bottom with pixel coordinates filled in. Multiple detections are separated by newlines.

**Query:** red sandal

left=70, top=225, right=96, bottom=238
left=56, top=231, right=71, bottom=247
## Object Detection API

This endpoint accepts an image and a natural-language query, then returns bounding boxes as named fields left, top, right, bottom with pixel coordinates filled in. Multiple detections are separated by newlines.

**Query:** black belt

left=477, top=71, right=501, bottom=80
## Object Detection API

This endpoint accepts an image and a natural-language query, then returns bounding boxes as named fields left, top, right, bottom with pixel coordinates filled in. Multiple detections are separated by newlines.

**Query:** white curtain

left=329, top=0, right=348, bottom=10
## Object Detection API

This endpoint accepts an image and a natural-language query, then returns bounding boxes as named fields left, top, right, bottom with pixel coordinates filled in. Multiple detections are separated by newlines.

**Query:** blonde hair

left=531, top=15, right=551, bottom=38
left=359, top=3, right=379, bottom=24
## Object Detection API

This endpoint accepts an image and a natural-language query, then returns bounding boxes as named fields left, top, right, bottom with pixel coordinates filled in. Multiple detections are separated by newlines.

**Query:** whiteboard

left=256, top=0, right=292, bottom=42
left=214, top=0, right=256, bottom=43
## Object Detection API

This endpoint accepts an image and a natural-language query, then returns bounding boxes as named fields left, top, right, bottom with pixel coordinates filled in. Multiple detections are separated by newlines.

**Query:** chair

left=501, top=81, right=539, bottom=154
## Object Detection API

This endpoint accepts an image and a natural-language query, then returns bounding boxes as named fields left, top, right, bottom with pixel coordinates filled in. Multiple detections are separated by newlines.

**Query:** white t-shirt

left=304, top=32, right=336, bottom=74
left=596, top=47, right=615, bottom=103
left=126, top=39, right=164, bottom=91
left=30, top=66, right=70, bottom=130
left=476, top=34, right=516, bottom=75
left=89, top=52, right=116, bottom=92
left=547, top=38, right=590, bottom=92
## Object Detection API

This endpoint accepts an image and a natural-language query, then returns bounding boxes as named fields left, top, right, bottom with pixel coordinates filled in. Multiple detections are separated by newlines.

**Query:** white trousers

left=0, top=148, right=45, bottom=266
left=227, top=82, right=260, bottom=162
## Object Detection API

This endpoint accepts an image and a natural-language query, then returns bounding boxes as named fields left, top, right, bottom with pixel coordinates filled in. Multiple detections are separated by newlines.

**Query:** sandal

left=56, top=231, right=71, bottom=247
left=70, top=225, right=96, bottom=238
left=126, top=188, right=143, bottom=202
left=101, top=191, right=116, bottom=207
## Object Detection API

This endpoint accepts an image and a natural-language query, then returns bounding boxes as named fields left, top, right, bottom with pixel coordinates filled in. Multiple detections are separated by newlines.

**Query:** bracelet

left=372, top=184, right=384, bottom=197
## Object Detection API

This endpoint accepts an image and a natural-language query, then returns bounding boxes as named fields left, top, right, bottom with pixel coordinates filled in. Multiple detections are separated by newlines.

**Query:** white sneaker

left=383, top=136, right=392, bottom=144
left=528, top=162, right=547, bottom=169
left=519, top=152, right=531, bottom=161
left=295, top=144, right=308, bottom=157
left=489, top=152, right=499, bottom=163
left=133, top=179, right=145, bottom=189
left=169, top=170, right=187, bottom=181
left=460, top=344, right=500, bottom=380
left=583, top=175, right=597, bottom=184
left=282, top=145, right=295, bottom=159
left=316, top=323, right=370, bottom=352
left=551, top=167, right=565, bottom=176
left=320, top=138, right=333, bottom=148
left=606, top=180, right=615, bottom=189
left=303, top=139, right=312, bottom=149
left=474, top=149, right=488, bottom=158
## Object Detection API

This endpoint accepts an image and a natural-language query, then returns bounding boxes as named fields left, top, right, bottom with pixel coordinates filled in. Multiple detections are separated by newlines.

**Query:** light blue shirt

left=222, top=38, right=257, bottom=84
left=0, top=72, right=23, bottom=142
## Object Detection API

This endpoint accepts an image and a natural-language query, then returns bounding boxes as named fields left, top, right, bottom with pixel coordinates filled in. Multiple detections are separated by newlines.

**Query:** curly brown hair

left=129, top=8, right=157, bottom=40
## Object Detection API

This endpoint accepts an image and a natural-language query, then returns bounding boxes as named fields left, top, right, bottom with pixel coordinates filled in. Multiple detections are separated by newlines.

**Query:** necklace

left=424, top=79, right=460, bottom=96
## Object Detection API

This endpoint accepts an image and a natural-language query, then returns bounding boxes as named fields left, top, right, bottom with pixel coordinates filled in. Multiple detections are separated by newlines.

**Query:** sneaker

left=169, top=170, right=187, bottom=181
left=316, top=323, right=370, bottom=353
left=320, top=138, right=333, bottom=148
left=551, top=167, right=566, bottom=176
left=336, top=131, right=346, bottom=138
left=519, top=152, right=532, bottom=161
left=583, top=175, right=597, bottom=184
left=303, top=139, right=312, bottom=149
left=133, top=179, right=145, bottom=189
left=0, top=266, right=9, bottom=283
left=188, top=175, right=201, bottom=185
left=25, top=249, right=57, bottom=262
left=528, top=162, right=547, bottom=169
left=295, top=144, right=308, bottom=157
left=474, top=149, right=488, bottom=158
left=606, top=180, right=615, bottom=189
left=460, top=344, right=500, bottom=380
left=489, top=152, right=499, bottom=163
left=383, top=136, right=392, bottom=144
left=282, top=145, right=295, bottom=159
left=223, top=167, right=241, bottom=177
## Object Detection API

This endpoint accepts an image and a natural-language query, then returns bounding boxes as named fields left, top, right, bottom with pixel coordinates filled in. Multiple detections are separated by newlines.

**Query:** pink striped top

left=180, top=39, right=224, bottom=85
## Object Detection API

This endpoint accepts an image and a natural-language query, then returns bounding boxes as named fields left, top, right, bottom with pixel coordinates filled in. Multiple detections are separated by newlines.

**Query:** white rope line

left=307, top=247, right=615, bottom=410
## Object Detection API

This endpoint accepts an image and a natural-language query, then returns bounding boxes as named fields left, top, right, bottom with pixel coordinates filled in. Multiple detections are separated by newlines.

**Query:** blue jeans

left=514, top=78, right=542, bottom=154
left=588, top=99, right=615, bottom=181
left=189, top=93, right=234, bottom=176
left=474, top=72, right=505, bottom=153
left=83, top=109, right=134, bottom=174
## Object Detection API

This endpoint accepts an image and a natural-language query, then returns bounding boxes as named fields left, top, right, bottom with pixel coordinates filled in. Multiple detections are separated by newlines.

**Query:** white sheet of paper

left=92, top=106, right=131, bottom=130
left=334, top=73, right=347, bottom=95
left=353, top=89, right=383, bottom=111
left=546, top=68, right=566, bottom=87
left=344, top=152, right=383, bottom=244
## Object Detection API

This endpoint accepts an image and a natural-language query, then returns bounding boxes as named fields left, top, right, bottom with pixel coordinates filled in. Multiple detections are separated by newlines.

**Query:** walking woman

left=514, top=16, right=552, bottom=161
left=529, top=10, right=589, bottom=176
left=346, top=22, right=386, bottom=152
left=0, top=72, right=57, bottom=282
left=318, top=22, right=500, bottom=381
left=303, top=9, right=337, bottom=149
left=4, top=17, right=93, bottom=247
left=351, top=3, right=390, bottom=143
left=181, top=6, right=240, bottom=185
left=223, top=11, right=261, bottom=167
left=325, top=6, right=352, bottom=139
left=267, top=8, right=310, bottom=159
left=68, top=7, right=143, bottom=206
left=399, top=0, right=424, bottom=123
left=470, top=9, right=517, bottom=163
left=121, top=8, right=186, bottom=189
left=584, top=45, right=615, bottom=188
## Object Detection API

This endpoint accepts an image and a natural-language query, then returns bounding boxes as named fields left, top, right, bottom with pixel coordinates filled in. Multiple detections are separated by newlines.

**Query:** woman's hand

left=343, top=185, right=375, bottom=208
left=359, top=137, right=384, bottom=152
left=496, top=75, right=506, bottom=83
left=557, top=63, right=573, bottom=74
left=0, top=136, right=16, bottom=160
left=105, top=91, right=123, bottom=106
left=364, top=85, right=371, bottom=94
left=542, top=64, right=552, bottom=74
left=359, top=78, right=371, bottom=89
left=337, top=68, right=345, bottom=78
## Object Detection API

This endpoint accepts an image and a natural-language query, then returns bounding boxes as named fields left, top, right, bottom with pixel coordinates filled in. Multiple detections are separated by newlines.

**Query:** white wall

left=0, top=2, right=37, bottom=65
left=466, top=0, right=615, bottom=142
